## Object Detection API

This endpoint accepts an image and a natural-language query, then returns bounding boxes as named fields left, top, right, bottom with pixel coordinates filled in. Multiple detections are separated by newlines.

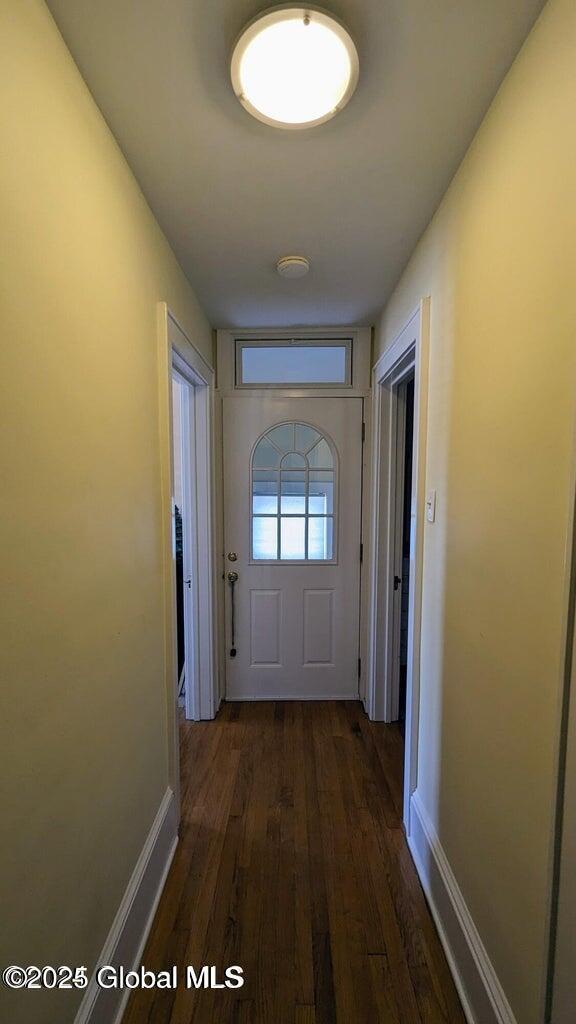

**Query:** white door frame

left=221, top=395, right=364, bottom=700
left=549, top=613, right=576, bottom=1023
left=157, top=305, right=217, bottom=801
left=547, top=445, right=576, bottom=1023
left=216, top=326, right=372, bottom=701
left=367, top=299, right=430, bottom=831
left=171, top=371, right=202, bottom=722
left=389, top=375, right=412, bottom=722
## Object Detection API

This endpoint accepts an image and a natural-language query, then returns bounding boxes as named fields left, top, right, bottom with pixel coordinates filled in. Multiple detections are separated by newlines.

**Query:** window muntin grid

left=251, top=422, right=337, bottom=562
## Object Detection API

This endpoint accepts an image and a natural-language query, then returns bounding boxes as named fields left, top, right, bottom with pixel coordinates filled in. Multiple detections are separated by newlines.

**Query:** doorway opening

left=159, top=304, right=217, bottom=816
left=171, top=371, right=198, bottom=718
left=216, top=327, right=372, bottom=703
left=396, top=374, right=415, bottom=736
left=367, top=300, right=429, bottom=831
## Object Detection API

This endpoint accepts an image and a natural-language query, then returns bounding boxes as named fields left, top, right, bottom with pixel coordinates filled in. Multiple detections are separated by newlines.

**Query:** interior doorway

left=216, top=327, right=372, bottom=703
left=548, top=482, right=576, bottom=1023
left=159, top=304, right=217, bottom=790
left=395, top=374, right=415, bottom=734
left=171, top=371, right=198, bottom=719
left=367, top=301, right=429, bottom=831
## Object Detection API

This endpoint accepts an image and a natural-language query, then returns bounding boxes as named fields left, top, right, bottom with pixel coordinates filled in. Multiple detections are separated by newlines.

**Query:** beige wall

left=0, top=2, right=212, bottom=1021
left=375, top=0, right=576, bottom=1020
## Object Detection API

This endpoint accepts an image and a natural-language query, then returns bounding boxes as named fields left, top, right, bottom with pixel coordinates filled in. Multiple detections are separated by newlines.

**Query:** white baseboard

left=74, top=788, right=178, bottom=1024
left=408, top=791, right=517, bottom=1024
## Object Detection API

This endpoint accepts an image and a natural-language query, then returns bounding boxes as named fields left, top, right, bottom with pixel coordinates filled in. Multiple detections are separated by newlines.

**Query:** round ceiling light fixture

left=276, top=255, right=310, bottom=278
left=231, top=6, right=359, bottom=129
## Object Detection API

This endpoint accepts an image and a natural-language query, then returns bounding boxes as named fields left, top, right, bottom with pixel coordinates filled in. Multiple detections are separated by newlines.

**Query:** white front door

left=223, top=395, right=363, bottom=699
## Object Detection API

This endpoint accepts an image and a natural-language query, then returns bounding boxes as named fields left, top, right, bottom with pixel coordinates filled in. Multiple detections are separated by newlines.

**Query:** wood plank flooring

left=122, top=701, right=465, bottom=1024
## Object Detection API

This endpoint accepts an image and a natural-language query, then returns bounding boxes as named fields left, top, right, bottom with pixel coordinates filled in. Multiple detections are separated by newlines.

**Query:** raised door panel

left=303, top=589, right=334, bottom=665
left=250, top=590, right=282, bottom=666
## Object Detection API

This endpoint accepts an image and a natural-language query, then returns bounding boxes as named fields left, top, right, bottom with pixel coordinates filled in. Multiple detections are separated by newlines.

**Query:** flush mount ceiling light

left=276, top=255, right=310, bottom=277
left=231, top=6, right=359, bottom=129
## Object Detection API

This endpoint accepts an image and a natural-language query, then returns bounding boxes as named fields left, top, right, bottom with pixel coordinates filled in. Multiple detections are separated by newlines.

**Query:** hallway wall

left=374, top=0, right=576, bottom=1021
left=0, top=2, right=212, bottom=1022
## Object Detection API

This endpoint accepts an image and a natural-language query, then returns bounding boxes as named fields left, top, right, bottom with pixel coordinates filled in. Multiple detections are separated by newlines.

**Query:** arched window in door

left=251, top=422, right=337, bottom=561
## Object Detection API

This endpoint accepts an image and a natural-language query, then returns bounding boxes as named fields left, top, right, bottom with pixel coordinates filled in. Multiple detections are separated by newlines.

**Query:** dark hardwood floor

left=123, top=701, right=465, bottom=1023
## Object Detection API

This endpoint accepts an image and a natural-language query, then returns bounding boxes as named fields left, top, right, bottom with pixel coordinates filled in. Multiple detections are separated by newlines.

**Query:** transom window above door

left=252, top=422, right=337, bottom=562
left=237, top=339, right=352, bottom=387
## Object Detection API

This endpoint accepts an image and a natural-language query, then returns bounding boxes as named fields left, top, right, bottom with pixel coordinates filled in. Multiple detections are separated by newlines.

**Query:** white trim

left=235, top=337, right=353, bottom=389
left=545, top=392, right=576, bottom=1023
left=389, top=375, right=409, bottom=722
left=549, top=487, right=576, bottom=1022
left=73, top=789, right=178, bottom=1024
left=216, top=326, right=371, bottom=706
left=172, top=373, right=200, bottom=720
left=218, top=387, right=370, bottom=400
left=193, top=381, right=218, bottom=720
left=550, top=624, right=576, bottom=1023
left=366, top=299, right=430, bottom=831
left=408, top=792, right=517, bottom=1024
left=216, top=327, right=372, bottom=393
left=169, top=309, right=214, bottom=384
left=172, top=367, right=216, bottom=721
left=159, top=304, right=218, bottom=738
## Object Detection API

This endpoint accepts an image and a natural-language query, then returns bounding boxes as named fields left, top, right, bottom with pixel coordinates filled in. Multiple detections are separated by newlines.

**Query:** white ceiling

left=46, top=0, right=544, bottom=328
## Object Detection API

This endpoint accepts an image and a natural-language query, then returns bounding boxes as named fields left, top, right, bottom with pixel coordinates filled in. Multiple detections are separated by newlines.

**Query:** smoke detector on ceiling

left=276, top=255, right=310, bottom=279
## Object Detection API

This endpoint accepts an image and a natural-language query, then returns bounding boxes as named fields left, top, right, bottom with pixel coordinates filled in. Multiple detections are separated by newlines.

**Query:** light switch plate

left=426, top=489, right=436, bottom=523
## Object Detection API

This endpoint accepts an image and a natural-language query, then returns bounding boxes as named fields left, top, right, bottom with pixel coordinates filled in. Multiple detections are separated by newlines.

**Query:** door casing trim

left=366, top=298, right=431, bottom=833
left=216, top=327, right=371, bottom=393
left=219, top=390, right=366, bottom=702
left=157, top=304, right=218, bottom=808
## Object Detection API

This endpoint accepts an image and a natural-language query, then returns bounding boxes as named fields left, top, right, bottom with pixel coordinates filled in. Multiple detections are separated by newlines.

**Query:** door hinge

left=360, top=542, right=364, bottom=564
left=357, top=657, right=362, bottom=679
left=361, top=421, right=366, bottom=443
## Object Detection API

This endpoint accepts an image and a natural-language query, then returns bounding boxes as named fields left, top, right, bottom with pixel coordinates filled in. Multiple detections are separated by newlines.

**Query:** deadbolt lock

left=227, top=551, right=238, bottom=562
